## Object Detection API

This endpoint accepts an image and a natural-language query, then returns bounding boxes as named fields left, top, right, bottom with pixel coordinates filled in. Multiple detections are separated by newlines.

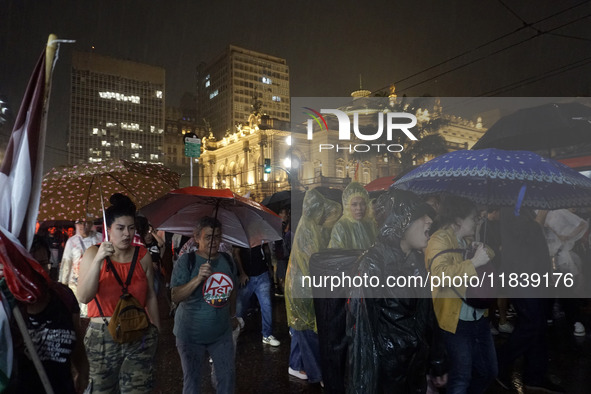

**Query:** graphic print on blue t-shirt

left=202, top=272, right=234, bottom=307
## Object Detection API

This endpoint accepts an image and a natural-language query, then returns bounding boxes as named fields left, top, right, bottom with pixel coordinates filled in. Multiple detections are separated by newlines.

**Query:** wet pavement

left=152, top=295, right=591, bottom=394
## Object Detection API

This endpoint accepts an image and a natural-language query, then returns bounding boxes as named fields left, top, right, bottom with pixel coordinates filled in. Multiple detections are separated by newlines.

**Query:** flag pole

left=45, top=34, right=58, bottom=96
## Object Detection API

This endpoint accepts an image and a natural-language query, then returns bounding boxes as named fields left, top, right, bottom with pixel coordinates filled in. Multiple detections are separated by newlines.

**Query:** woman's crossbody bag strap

left=427, top=248, right=469, bottom=302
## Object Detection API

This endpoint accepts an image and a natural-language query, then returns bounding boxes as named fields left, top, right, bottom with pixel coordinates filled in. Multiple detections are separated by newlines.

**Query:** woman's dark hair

left=135, top=215, right=150, bottom=238
left=193, top=216, right=222, bottom=238
left=437, top=194, right=476, bottom=228
left=105, top=193, right=136, bottom=227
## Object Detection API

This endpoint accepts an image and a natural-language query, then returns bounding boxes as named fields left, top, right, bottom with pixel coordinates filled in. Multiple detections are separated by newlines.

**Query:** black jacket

left=347, top=240, right=446, bottom=394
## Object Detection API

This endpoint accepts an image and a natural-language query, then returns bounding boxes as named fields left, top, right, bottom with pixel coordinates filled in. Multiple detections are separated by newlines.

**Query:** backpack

left=428, top=248, right=496, bottom=309
left=94, top=247, right=150, bottom=343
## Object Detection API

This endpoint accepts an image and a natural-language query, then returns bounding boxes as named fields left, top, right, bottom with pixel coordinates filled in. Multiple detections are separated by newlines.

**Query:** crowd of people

left=3, top=181, right=590, bottom=393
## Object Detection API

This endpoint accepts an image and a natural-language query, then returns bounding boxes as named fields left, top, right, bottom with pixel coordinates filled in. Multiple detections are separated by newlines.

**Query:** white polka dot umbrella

left=38, top=160, right=180, bottom=221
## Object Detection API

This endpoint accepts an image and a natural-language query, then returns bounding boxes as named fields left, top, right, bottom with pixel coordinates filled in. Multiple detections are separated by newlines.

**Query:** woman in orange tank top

left=78, top=193, right=160, bottom=394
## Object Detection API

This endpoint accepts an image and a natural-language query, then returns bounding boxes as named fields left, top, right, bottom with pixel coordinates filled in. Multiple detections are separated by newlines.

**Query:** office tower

left=69, top=51, right=165, bottom=164
left=196, top=45, right=290, bottom=138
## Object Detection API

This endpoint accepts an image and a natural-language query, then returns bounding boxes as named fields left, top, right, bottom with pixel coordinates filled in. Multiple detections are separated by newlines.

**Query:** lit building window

left=101, top=140, right=111, bottom=147
left=151, top=126, right=155, bottom=133
left=106, top=151, right=111, bottom=157
left=121, top=122, right=140, bottom=131
left=210, top=90, right=219, bottom=99
left=205, top=80, right=210, bottom=88
left=132, top=153, right=140, bottom=159
left=155, top=90, right=163, bottom=99
left=106, top=122, right=117, bottom=127
left=262, top=77, right=272, bottom=84
left=150, top=154, right=159, bottom=160
left=131, top=142, right=142, bottom=149
left=98, top=91, right=140, bottom=104
left=92, top=128, right=99, bottom=135
left=272, top=96, right=281, bottom=102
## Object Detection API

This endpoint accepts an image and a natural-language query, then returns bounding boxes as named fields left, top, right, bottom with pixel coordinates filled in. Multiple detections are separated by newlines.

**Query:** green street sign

left=184, top=137, right=201, bottom=158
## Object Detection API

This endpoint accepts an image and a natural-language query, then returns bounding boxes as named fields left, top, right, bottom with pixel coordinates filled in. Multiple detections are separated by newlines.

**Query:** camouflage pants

left=84, top=322, right=158, bottom=393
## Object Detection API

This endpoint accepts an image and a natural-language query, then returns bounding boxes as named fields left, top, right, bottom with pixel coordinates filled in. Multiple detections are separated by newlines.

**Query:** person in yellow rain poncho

left=329, top=182, right=377, bottom=250
left=284, top=188, right=342, bottom=385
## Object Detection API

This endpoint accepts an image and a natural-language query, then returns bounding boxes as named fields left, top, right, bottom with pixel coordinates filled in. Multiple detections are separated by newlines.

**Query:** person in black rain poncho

left=347, top=189, right=447, bottom=394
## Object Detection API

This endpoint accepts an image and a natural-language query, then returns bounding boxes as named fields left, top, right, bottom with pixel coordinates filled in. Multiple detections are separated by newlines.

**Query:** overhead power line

left=477, top=55, right=591, bottom=97
left=371, top=0, right=591, bottom=95
left=391, top=12, right=591, bottom=95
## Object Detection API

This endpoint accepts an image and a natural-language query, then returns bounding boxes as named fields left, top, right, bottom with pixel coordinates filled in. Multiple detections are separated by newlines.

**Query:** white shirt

left=59, top=231, right=102, bottom=286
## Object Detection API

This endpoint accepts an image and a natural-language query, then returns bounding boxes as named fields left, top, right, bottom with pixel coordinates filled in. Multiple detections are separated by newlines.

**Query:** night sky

left=1, top=0, right=590, bottom=169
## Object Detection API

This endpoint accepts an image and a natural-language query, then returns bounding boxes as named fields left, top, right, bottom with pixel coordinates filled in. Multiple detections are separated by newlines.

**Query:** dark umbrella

left=472, top=102, right=591, bottom=153
left=261, top=190, right=306, bottom=214
left=393, top=149, right=591, bottom=209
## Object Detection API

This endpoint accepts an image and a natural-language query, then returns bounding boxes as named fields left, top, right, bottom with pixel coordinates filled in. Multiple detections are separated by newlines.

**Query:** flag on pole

left=0, top=51, right=46, bottom=251
left=0, top=39, right=56, bottom=392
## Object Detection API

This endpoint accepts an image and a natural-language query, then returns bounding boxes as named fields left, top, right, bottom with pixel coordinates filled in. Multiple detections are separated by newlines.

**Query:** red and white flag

left=0, top=51, right=47, bottom=251
left=0, top=40, right=59, bottom=394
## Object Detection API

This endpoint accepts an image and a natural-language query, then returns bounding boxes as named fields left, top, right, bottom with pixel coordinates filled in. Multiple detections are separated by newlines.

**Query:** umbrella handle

left=98, top=177, right=108, bottom=242
left=514, top=184, right=527, bottom=217
left=207, top=200, right=221, bottom=260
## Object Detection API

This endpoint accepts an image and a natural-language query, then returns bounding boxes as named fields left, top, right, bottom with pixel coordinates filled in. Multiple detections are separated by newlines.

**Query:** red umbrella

left=141, top=186, right=282, bottom=248
left=364, top=176, right=396, bottom=192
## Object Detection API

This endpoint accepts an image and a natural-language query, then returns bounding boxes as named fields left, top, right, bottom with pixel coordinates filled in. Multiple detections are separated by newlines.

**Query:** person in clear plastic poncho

left=329, top=182, right=377, bottom=250
left=284, top=188, right=342, bottom=384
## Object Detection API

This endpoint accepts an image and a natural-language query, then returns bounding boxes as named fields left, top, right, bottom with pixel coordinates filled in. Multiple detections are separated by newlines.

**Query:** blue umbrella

left=393, top=149, right=591, bottom=209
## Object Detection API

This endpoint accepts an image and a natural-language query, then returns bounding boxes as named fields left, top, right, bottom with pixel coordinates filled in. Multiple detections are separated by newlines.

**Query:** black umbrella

left=472, top=102, right=591, bottom=153
left=262, top=190, right=304, bottom=214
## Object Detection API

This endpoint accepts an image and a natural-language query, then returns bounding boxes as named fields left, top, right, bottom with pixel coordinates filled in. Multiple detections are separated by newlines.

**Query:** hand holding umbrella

left=198, top=263, right=212, bottom=282
left=470, top=243, right=491, bottom=268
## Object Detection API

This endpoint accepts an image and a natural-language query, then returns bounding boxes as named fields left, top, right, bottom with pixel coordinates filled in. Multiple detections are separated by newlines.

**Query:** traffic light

left=264, top=158, right=271, bottom=173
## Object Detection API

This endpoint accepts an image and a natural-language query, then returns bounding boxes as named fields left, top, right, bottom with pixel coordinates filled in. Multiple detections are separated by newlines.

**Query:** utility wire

left=477, top=55, right=591, bottom=97
left=547, top=32, right=591, bottom=43
left=392, top=12, right=591, bottom=95
left=371, top=0, right=591, bottom=95
left=496, top=0, right=531, bottom=26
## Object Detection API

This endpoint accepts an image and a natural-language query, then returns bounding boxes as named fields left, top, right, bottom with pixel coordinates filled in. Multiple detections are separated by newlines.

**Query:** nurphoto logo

left=304, top=107, right=419, bottom=152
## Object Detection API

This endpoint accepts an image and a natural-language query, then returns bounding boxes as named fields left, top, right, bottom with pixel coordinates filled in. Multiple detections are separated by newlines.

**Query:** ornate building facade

left=198, top=113, right=291, bottom=202
left=196, top=95, right=487, bottom=202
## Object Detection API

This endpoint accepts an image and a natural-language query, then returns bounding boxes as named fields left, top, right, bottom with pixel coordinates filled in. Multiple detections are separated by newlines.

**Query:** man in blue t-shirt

left=171, top=216, right=238, bottom=394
